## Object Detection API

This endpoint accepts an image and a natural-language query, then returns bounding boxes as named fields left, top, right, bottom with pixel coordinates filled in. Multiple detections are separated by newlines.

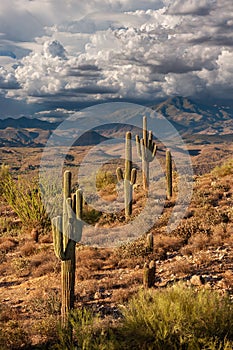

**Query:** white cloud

left=0, top=66, right=18, bottom=89
left=1, top=0, right=233, bottom=111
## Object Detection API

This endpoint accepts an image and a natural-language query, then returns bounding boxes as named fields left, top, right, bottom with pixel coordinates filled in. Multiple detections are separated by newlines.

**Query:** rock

left=94, top=291, right=102, bottom=300
left=190, top=275, right=205, bottom=286
left=31, top=228, right=39, bottom=242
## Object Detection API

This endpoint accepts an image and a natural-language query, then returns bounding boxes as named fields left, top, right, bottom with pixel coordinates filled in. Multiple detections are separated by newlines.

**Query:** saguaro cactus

left=136, top=116, right=157, bottom=190
left=146, top=232, right=154, bottom=253
left=52, top=170, right=83, bottom=327
left=116, top=131, right=137, bottom=218
left=166, top=149, right=172, bottom=199
left=143, top=260, right=156, bottom=288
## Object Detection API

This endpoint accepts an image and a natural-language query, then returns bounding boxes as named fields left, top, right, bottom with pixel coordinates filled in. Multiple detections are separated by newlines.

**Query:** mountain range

left=0, top=97, right=232, bottom=147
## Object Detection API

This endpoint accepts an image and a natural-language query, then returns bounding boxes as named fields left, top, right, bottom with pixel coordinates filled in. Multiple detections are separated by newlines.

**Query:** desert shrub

left=0, top=164, right=9, bottom=195
left=119, top=283, right=233, bottom=350
left=0, top=320, right=30, bottom=349
left=53, top=284, right=233, bottom=350
left=29, top=289, right=61, bottom=316
left=173, top=217, right=211, bottom=243
left=11, top=256, right=30, bottom=277
left=2, top=172, right=50, bottom=230
left=96, top=170, right=117, bottom=191
left=54, top=308, right=117, bottom=350
left=212, top=159, right=233, bottom=177
left=115, top=236, right=148, bottom=259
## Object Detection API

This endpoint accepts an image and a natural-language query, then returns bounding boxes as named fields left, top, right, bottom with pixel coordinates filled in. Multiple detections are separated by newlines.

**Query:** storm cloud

left=1, top=0, right=233, bottom=116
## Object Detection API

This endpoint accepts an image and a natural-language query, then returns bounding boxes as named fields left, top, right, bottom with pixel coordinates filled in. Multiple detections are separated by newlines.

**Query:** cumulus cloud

left=0, top=66, right=19, bottom=89
left=43, top=40, right=67, bottom=59
left=1, top=0, right=233, bottom=111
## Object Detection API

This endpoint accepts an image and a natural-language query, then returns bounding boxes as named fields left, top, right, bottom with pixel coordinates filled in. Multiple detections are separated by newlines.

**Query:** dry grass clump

left=211, top=159, right=233, bottom=177
left=76, top=246, right=111, bottom=271
left=19, top=241, right=37, bottom=256
left=28, top=289, right=61, bottom=316
left=0, top=320, right=30, bottom=350
left=30, top=250, right=59, bottom=277
left=168, top=257, right=194, bottom=276
left=0, top=237, right=18, bottom=253
left=222, top=270, right=233, bottom=289
left=180, top=233, right=211, bottom=255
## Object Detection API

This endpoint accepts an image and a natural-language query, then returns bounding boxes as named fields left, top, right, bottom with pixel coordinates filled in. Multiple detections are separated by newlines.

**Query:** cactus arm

left=148, top=130, right=153, bottom=151
left=141, top=138, right=146, bottom=161
left=52, top=216, right=66, bottom=260
left=136, top=135, right=142, bottom=158
left=152, top=143, right=157, bottom=158
left=74, top=189, right=83, bottom=242
left=64, top=170, right=72, bottom=199
left=116, top=167, right=124, bottom=182
left=76, top=189, right=83, bottom=220
left=131, top=168, right=137, bottom=185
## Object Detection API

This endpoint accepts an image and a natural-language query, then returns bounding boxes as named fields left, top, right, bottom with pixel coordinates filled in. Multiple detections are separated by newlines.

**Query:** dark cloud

left=167, top=0, right=215, bottom=16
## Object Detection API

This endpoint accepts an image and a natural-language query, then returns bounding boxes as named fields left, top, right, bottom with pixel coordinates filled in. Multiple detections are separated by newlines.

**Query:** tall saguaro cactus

left=136, top=116, right=157, bottom=190
left=166, top=149, right=172, bottom=199
left=116, top=132, right=137, bottom=218
left=52, top=170, right=83, bottom=328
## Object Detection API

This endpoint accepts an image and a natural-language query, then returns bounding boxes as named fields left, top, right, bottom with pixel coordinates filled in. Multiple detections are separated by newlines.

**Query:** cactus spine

left=136, top=116, right=157, bottom=190
left=166, top=149, right=172, bottom=199
left=116, top=131, right=137, bottom=218
left=52, top=170, right=83, bottom=328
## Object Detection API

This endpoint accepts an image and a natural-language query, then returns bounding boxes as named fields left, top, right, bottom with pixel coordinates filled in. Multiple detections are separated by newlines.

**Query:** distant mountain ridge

left=0, top=117, right=58, bottom=130
left=0, top=97, right=232, bottom=147
left=152, top=96, right=233, bottom=135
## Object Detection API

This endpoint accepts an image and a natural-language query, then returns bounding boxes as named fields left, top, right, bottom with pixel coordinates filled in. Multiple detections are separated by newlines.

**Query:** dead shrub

left=169, top=258, right=194, bottom=276
left=20, top=241, right=37, bottom=256
left=0, top=237, right=18, bottom=253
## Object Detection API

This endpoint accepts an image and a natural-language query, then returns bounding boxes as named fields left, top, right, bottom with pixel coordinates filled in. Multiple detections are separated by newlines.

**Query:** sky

left=1, top=0, right=233, bottom=119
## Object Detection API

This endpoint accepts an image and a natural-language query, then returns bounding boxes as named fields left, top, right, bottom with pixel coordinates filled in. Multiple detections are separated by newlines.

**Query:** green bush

left=96, top=170, right=117, bottom=191
left=212, top=159, right=233, bottom=177
left=2, top=172, right=50, bottom=231
left=54, top=308, right=116, bottom=350
left=53, top=284, right=233, bottom=350
left=0, top=320, right=30, bottom=350
left=120, top=283, right=233, bottom=349
left=0, top=164, right=9, bottom=195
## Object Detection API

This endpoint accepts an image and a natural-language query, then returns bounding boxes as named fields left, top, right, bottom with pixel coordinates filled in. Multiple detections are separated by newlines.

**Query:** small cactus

left=146, top=232, right=154, bottom=253
left=136, top=116, right=157, bottom=190
left=166, top=149, right=172, bottom=199
left=52, top=170, right=83, bottom=328
left=116, top=132, right=137, bottom=218
left=143, top=260, right=156, bottom=288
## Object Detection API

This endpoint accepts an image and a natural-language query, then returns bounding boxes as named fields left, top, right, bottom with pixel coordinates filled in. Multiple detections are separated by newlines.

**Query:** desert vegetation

left=0, top=132, right=232, bottom=349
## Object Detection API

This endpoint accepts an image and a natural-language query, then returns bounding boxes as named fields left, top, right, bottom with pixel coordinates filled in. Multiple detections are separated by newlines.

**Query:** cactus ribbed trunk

left=166, top=150, right=172, bottom=200
left=142, top=159, right=149, bottom=192
left=117, top=132, right=137, bottom=219
left=62, top=171, right=73, bottom=327
left=125, top=131, right=132, bottom=217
